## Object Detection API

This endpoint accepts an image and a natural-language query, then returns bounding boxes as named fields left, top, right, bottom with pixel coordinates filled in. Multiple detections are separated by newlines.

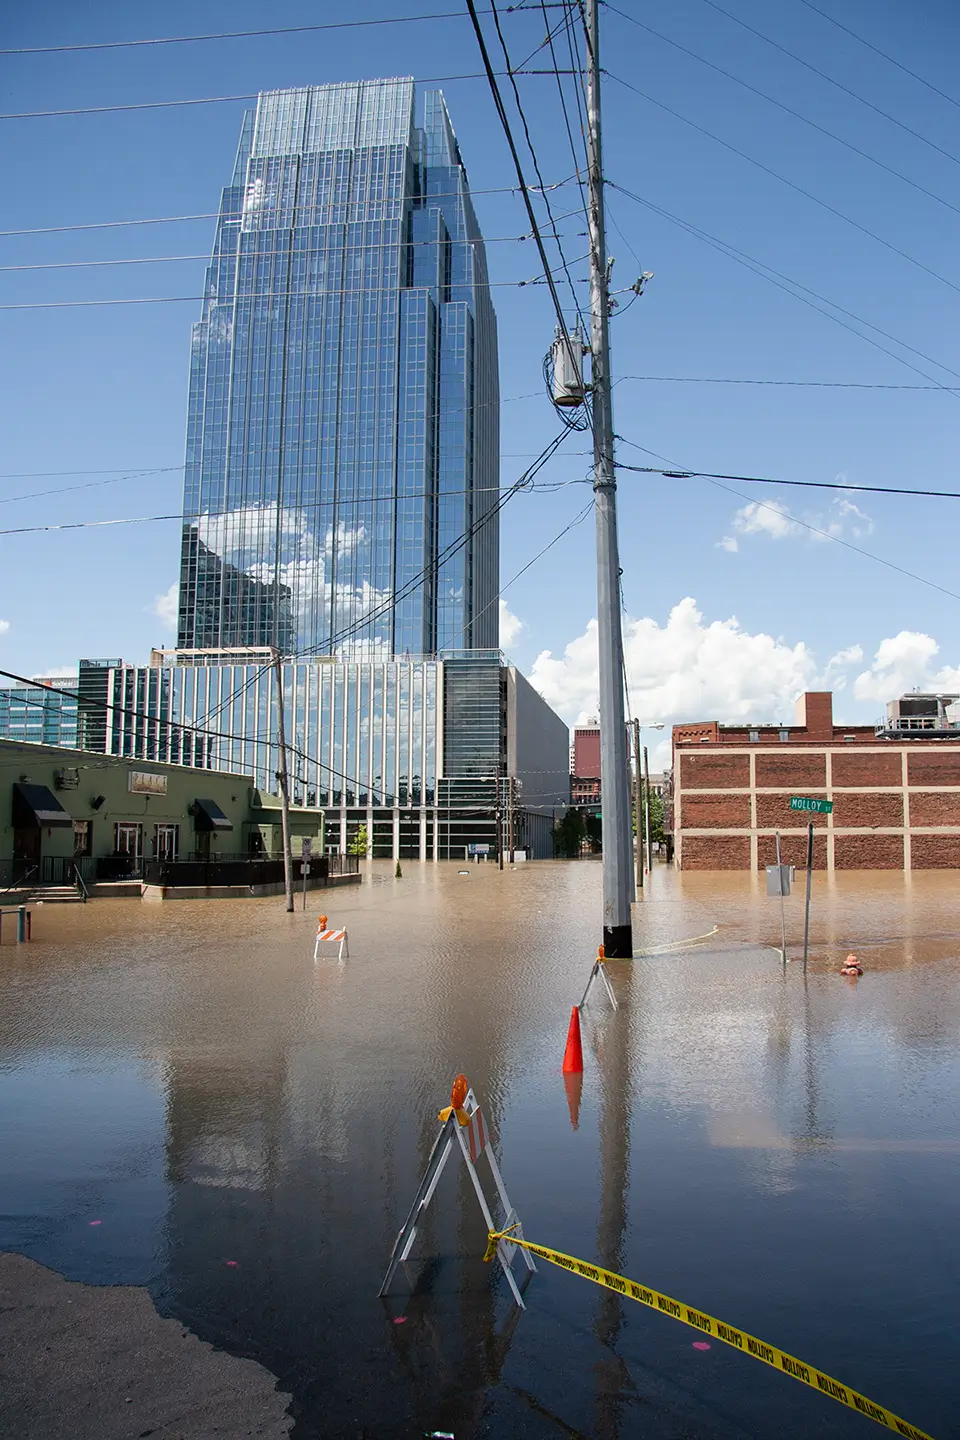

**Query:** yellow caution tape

left=484, top=1229, right=934, bottom=1440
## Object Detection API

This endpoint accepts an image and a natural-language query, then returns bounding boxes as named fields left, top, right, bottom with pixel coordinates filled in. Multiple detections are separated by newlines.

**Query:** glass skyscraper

left=177, top=79, right=499, bottom=659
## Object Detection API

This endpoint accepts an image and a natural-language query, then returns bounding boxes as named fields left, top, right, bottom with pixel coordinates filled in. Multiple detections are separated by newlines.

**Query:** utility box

left=551, top=327, right=586, bottom=407
left=766, top=863, right=795, bottom=897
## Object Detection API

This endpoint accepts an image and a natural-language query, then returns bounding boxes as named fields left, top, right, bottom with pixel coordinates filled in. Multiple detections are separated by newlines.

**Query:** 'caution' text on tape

left=484, top=1230, right=934, bottom=1440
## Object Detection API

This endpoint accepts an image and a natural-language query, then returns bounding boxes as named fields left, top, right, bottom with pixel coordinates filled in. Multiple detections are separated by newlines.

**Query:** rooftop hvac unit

left=551, top=328, right=587, bottom=408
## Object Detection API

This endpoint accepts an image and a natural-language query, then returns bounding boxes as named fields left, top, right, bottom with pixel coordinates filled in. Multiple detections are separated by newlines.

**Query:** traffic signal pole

left=585, top=0, right=634, bottom=956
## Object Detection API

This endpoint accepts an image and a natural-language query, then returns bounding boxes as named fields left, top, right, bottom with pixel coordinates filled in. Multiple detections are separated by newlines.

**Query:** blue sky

left=2, top=0, right=959, bottom=752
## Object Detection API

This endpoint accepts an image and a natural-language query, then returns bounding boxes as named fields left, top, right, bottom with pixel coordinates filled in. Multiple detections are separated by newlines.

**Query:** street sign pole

left=775, top=830, right=787, bottom=968
left=301, top=837, right=312, bottom=912
left=802, top=821, right=814, bottom=974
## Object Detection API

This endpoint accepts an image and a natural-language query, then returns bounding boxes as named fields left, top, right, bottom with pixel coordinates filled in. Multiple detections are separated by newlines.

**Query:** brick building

left=672, top=691, right=960, bottom=871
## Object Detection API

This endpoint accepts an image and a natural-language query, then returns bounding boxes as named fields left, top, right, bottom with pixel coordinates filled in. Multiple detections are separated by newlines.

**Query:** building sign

left=468, top=844, right=490, bottom=855
left=789, top=796, right=832, bottom=814
left=128, top=771, right=168, bottom=796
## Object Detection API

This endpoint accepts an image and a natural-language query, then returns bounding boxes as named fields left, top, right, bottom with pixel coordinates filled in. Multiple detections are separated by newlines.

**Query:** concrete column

left=419, top=809, right=427, bottom=861
left=366, top=807, right=374, bottom=860
left=392, top=806, right=401, bottom=862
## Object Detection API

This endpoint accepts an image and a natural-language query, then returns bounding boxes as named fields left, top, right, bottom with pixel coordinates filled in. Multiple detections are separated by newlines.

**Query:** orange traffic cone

left=562, top=1005, right=584, bottom=1074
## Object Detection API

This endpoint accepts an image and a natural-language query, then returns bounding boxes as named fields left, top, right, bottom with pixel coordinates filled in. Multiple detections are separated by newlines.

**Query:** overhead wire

left=794, top=0, right=960, bottom=114
left=464, top=0, right=593, bottom=423
left=608, top=181, right=960, bottom=392
left=614, top=462, right=960, bottom=502
left=0, top=8, right=564, bottom=55
left=616, top=375, right=960, bottom=392
left=0, top=72, right=577, bottom=121
left=606, top=4, right=960, bottom=216
left=0, top=258, right=590, bottom=310
left=0, top=220, right=587, bottom=271
left=0, top=180, right=578, bottom=237
left=697, top=0, right=960, bottom=166
left=614, top=434, right=960, bottom=606
left=487, top=0, right=590, bottom=333
left=604, top=71, right=960, bottom=300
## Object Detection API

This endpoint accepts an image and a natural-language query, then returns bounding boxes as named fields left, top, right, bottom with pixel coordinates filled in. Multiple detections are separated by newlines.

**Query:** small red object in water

left=225, top=1260, right=239, bottom=1267
left=693, top=1341, right=711, bottom=1350
left=88, top=1220, right=102, bottom=1226
left=392, top=1316, right=407, bottom=1325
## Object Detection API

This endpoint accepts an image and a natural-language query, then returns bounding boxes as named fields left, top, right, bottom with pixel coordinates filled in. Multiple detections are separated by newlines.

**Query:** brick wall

left=758, top=833, right=827, bottom=869
left=834, top=834, right=904, bottom=869
left=680, top=751, right=750, bottom=789
left=756, top=794, right=829, bottom=827
left=755, top=753, right=827, bottom=788
left=910, top=792, right=960, bottom=826
left=682, top=835, right=750, bottom=869
left=675, top=739, right=960, bottom=872
left=908, top=751, right=960, bottom=786
left=831, top=792, right=904, bottom=827
left=681, top=793, right=751, bottom=828
left=832, top=750, right=902, bottom=786
left=911, top=835, right=960, bottom=867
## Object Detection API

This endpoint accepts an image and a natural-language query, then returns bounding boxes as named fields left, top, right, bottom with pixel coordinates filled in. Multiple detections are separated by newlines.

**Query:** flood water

left=1, top=862, right=957, bottom=1439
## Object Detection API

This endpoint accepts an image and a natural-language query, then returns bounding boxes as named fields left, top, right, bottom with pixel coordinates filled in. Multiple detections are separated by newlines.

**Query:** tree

left=348, top=823, right=369, bottom=857
left=553, top=808, right=586, bottom=858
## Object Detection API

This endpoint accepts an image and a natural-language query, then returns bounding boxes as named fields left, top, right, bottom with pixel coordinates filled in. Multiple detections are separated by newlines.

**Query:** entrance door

left=13, top=826, right=40, bottom=883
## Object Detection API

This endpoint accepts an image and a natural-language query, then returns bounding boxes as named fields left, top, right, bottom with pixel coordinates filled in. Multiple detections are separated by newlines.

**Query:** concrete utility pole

left=643, top=744, right=652, bottom=874
left=271, top=649, right=295, bottom=913
left=586, top=0, right=633, bottom=956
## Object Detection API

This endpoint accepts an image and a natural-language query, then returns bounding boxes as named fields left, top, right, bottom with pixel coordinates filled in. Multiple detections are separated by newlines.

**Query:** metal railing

left=72, top=863, right=88, bottom=903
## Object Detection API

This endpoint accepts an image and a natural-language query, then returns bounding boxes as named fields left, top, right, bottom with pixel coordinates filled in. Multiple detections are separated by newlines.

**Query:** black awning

left=192, top=797, right=233, bottom=832
left=12, top=782, right=73, bottom=829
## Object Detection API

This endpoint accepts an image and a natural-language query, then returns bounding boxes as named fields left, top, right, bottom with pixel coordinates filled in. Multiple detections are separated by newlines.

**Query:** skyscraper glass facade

left=177, top=79, right=499, bottom=659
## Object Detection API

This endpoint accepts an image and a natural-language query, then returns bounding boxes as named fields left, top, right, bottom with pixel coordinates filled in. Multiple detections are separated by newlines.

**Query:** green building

left=0, top=740, right=336, bottom=899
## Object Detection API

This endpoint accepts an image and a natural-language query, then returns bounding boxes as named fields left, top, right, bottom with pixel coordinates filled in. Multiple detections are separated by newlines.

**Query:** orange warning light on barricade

left=597, top=944, right=605, bottom=962
left=562, top=1007, right=584, bottom=1074
left=438, top=1073, right=472, bottom=1124
left=317, top=914, right=328, bottom=932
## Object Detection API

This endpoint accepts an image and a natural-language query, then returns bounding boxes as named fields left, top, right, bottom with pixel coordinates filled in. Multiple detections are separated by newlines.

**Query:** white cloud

left=720, top=491, right=873, bottom=550
left=499, top=599, right=522, bottom=649
left=151, top=582, right=179, bottom=631
left=0, top=619, right=9, bottom=635
left=34, top=666, right=77, bottom=680
left=529, top=597, right=817, bottom=755
left=853, top=631, right=960, bottom=703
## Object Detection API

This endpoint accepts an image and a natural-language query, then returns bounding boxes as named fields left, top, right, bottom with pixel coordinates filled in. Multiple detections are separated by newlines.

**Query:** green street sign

left=790, top=796, right=833, bottom=814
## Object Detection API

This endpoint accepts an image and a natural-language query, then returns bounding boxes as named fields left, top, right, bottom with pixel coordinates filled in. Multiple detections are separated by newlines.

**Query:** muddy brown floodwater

left=0, top=861, right=958, bottom=1439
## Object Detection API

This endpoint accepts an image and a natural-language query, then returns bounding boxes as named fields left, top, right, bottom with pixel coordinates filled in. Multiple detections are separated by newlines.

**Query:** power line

left=614, top=434, right=960, bottom=605
left=487, top=0, right=589, bottom=329
left=609, top=181, right=960, bottom=391
left=463, top=0, right=587, bottom=377
left=605, top=71, right=960, bottom=300
left=0, top=259, right=590, bottom=310
left=0, top=181, right=577, bottom=237
left=794, top=0, right=960, bottom=114
left=0, top=9, right=563, bottom=55
left=0, top=218, right=587, bottom=272
left=0, top=72, right=576, bottom=121
left=698, top=0, right=960, bottom=164
left=615, top=461, right=960, bottom=501
left=607, top=4, right=960, bottom=215
left=617, top=375, right=960, bottom=392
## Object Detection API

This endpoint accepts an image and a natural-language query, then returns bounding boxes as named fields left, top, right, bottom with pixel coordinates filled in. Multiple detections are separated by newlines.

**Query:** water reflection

left=0, top=864, right=957, bottom=1437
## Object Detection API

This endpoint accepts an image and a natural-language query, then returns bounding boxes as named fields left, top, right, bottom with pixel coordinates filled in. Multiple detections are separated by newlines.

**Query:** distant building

left=177, top=78, right=498, bottom=659
left=672, top=690, right=960, bottom=871
left=67, top=651, right=568, bottom=861
left=0, top=678, right=78, bottom=748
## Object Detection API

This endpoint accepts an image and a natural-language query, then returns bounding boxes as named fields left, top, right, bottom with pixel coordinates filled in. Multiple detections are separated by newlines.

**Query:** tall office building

left=177, top=79, right=499, bottom=659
